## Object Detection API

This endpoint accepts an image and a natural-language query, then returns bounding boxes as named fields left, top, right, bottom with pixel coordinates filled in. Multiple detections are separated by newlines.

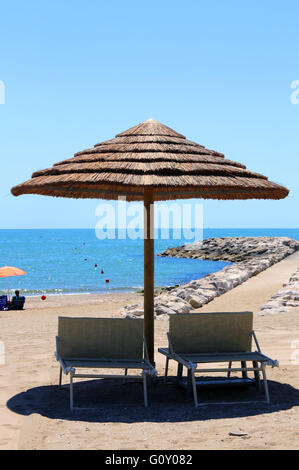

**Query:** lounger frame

left=55, top=317, right=156, bottom=410
left=159, top=313, right=278, bottom=408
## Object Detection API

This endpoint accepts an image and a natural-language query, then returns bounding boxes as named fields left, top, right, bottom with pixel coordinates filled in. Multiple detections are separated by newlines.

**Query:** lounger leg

left=70, top=371, right=74, bottom=411
left=253, top=361, right=262, bottom=391
left=186, top=369, right=192, bottom=397
left=123, top=368, right=128, bottom=384
left=227, top=361, right=232, bottom=378
left=177, top=363, right=183, bottom=383
left=191, top=369, right=198, bottom=408
left=164, top=357, right=169, bottom=382
left=241, top=361, right=248, bottom=380
left=143, top=373, right=148, bottom=408
left=59, top=366, right=62, bottom=389
left=261, top=364, right=270, bottom=404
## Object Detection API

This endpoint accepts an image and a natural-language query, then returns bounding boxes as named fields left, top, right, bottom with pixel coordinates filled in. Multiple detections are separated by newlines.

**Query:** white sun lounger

left=55, top=317, right=156, bottom=410
left=158, top=312, right=278, bottom=408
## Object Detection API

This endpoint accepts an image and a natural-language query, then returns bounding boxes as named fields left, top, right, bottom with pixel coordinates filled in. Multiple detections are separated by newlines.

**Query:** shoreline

left=17, top=289, right=141, bottom=298
left=10, top=236, right=299, bottom=313
left=21, top=290, right=142, bottom=310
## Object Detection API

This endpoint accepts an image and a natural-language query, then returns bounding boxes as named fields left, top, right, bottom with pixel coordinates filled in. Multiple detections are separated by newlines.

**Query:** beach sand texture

left=0, top=253, right=299, bottom=450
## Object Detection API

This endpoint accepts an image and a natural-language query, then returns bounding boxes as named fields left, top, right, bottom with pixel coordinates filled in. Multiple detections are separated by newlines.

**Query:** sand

left=0, top=253, right=299, bottom=450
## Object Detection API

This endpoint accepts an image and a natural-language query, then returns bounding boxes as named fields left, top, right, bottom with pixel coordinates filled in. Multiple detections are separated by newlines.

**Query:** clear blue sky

left=0, top=0, right=298, bottom=229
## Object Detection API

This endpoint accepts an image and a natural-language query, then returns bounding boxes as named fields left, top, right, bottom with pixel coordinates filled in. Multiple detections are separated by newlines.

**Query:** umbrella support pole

left=6, top=278, right=10, bottom=302
left=144, top=187, right=155, bottom=365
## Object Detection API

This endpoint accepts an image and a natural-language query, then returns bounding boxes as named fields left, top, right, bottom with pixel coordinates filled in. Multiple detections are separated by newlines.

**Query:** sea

left=0, top=228, right=298, bottom=297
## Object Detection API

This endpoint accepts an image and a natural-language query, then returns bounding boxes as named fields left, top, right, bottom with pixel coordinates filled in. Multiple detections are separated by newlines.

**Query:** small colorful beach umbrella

left=11, top=119, right=289, bottom=363
left=0, top=266, right=26, bottom=300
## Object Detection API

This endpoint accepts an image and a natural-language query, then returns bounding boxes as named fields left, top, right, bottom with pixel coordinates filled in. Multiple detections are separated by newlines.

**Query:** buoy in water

left=101, top=269, right=104, bottom=274
left=105, top=279, right=110, bottom=283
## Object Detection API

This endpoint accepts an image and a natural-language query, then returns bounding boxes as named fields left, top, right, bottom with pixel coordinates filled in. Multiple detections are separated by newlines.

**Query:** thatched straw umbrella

left=11, top=119, right=289, bottom=363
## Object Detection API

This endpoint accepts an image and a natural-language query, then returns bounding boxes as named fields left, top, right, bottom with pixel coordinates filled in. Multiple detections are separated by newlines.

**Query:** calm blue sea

left=0, top=228, right=298, bottom=296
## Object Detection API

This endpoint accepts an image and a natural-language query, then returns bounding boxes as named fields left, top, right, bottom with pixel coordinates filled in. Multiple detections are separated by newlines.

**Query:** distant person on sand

left=13, top=290, right=22, bottom=300
left=8, top=290, right=26, bottom=310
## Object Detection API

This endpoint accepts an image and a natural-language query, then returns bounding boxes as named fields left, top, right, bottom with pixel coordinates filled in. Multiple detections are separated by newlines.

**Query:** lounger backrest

left=57, top=317, right=144, bottom=360
left=169, top=312, right=253, bottom=354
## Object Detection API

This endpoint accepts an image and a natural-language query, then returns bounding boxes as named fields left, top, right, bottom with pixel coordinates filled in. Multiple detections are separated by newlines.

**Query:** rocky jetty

left=259, top=268, right=299, bottom=314
left=159, top=236, right=299, bottom=263
left=120, top=237, right=299, bottom=319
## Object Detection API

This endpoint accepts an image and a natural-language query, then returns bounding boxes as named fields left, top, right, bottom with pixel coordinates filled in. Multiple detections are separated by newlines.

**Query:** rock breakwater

left=120, top=237, right=299, bottom=319
left=259, top=267, right=299, bottom=314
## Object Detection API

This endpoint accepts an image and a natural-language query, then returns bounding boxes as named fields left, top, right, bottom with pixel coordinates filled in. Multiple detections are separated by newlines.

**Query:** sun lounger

left=158, top=312, right=278, bottom=407
left=55, top=317, right=156, bottom=410
left=0, top=295, right=8, bottom=311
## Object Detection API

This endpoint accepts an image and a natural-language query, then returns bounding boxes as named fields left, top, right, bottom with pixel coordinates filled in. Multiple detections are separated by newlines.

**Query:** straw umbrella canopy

left=11, top=119, right=289, bottom=363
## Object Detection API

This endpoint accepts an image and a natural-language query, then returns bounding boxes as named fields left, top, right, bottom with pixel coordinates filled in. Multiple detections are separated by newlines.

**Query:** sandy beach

left=0, top=252, right=299, bottom=450
left=2, top=0, right=299, bottom=454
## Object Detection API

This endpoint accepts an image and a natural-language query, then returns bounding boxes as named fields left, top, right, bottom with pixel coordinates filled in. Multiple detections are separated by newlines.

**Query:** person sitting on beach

left=8, top=290, right=26, bottom=310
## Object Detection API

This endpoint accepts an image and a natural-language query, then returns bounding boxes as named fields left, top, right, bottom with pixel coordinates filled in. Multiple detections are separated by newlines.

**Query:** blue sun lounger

left=0, top=296, right=8, bottom=311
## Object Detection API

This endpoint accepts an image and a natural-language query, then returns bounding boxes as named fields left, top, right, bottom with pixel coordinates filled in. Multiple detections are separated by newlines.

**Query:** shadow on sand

left=6, top=377, right=299, bottom=423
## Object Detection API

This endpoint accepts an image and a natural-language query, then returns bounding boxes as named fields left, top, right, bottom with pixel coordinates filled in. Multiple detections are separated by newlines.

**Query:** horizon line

left=0, top=227, right=298, bottom=230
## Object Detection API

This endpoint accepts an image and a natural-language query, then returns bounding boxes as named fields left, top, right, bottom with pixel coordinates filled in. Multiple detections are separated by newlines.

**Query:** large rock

left=259, top=267, right=299, bottom=315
